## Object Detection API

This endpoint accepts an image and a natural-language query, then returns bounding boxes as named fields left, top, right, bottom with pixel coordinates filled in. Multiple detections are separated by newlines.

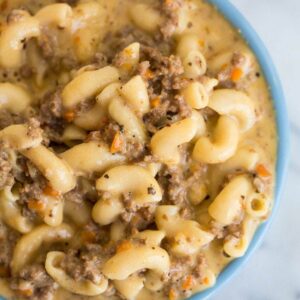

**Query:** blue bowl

left=188, top=1, right=290, bottom=299
left=0, top=1, right=289, bottom=300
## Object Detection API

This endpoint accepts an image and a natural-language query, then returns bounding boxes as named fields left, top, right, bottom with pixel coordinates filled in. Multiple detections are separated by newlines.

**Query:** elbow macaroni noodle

left=0, top=1, right=277, bottom=299
left=11, top=224, right=74, bottom=275
left=46, top=251, right=108, bottom=296
left=156, top=205, right=214, bottom=256
left=92, top=165, right=162, bottom=225
left=151, top=118, right=197, bottom=165
left=0, top=10, right=40, bottom=68
left=22, top=145, right=76, bottom=193
left=193, top=115, right=240, bottom=164
left=0, top=83, right=32, bottom=113
left=61, top=66, right=120, bottom=110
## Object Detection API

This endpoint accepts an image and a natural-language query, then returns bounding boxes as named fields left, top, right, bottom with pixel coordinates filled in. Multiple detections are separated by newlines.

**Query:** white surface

left=213, top=1, right=300, bottom=300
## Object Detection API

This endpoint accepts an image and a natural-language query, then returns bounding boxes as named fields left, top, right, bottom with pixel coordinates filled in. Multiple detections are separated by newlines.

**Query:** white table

left=213, top=1, right=300, bottom=299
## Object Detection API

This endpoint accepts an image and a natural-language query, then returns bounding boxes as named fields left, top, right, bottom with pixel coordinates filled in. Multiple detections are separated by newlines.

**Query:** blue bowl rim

left=0, top=2, right=290, bottom=300
left=188, top=1, right=290, bottom=300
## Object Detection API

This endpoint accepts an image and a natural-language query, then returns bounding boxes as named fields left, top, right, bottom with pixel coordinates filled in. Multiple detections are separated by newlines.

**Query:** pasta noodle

left=208, top=175, right=253, bottom=226
left=11, top=224, right=74, bottom=274
left=22, top=145, right=76, bottom=194
left=60, top=142, right=126, bottom=177
left=92, top=165, right=162, bottom=225
left=0, top=83, right=32, bottom=113
left=151, top=118, right=197, bottom=165
left=193, top=115, right=240, bottom=164
left=62, top=66, right=120, bottom=109
left=0, top=10, right=40, bottom=68
left=45, top=251, right=108, bottom=296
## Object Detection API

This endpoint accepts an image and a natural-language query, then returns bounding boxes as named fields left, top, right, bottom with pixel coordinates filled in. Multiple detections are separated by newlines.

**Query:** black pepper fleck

left=147, top=186, right=156, bottom=195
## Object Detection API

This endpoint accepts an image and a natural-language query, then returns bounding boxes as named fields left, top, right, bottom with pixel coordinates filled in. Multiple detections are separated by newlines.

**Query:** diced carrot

left=110, top=131, right=123, bottom=154
left=256, top=164, right=271, bottom=178
left=145, top=69, right=154, bottom=79
left=0, top=265, right=9, bottom=277
left=182, top=275, right=194, bottom=290
left=17, top=288, right=33, bottom=297
left=231, top=67, right=243, bottom=82
left=81, top=231, right=97, bottom=243
left=150, top=97, right=161, bottom=108
left=43, top=185, right=60, bottom=197
left=116, top=240, right=133, bottom=253
left=169, top=288, right=177, bottom=300
left=27, top=199, right=46, bottom=214
left=202, top=276, right=210, bottom=285
left=64, top=111, right=75, bottom=122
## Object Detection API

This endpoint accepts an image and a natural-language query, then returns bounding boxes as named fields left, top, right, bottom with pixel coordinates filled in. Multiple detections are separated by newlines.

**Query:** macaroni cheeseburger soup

left=0, top=0, right=277, bottom=299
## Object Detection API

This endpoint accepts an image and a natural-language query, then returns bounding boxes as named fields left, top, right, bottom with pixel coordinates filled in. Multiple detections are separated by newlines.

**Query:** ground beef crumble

left=11, top=264, right=57, bottom=300
left=0, top=222, right=20, bottom=277
left=0, top=144, right=13, bottom=189
left=94, top=121, right=146, bottom=161
left=159, top=0, right=184, bottom=39
left=60, top=243, right=113, bottom=285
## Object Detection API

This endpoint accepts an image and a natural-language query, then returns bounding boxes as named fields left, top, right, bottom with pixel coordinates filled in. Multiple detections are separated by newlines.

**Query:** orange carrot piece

left=150, top=97, right=161, bottom=108
left=202, top=276, right=210, bottom=285
left=182, top=275, right=194, bottom=290
left=116, top=240, right=133, bottom=253
left=17, top=288, right=34, bottom=297
left=81, top=231, right=97, bottom=243
left=256, top=164, right=271, bottom=178
left=27, top=199, right=46, bottom=214
left=43, top=185, right=60, bottom=197
left=231, top=67, right=243, bottom=82
left=110, top=131, right=123, bottom=154
left=169, top=288, right=177, bottom=300
left=63, top=111, right=75, bottom=122
left=145, top=69, right=154, bottom=79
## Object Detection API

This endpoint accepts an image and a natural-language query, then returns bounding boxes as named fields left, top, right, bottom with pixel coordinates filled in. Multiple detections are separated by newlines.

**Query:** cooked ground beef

left=0, top=110, right=24, bottom=129
left=27, top=118, right=42, bottom=139
left=127, top=204, right=157, bottom=234
left=157, top=166, right=187, bottom=206
left=93, top=52, right=109, bottom=68
left=0, top=222, right=20, bottom=277
left=143, top=96, right=191, bottom=134
left=162, top=253, right=208, bottom=299
left=39, top=90, right=64, bottom=144
left=39, top=91, right=63, bottom=124
left=216, top=52, right=250, bottom=89
left=20, top=64, right=34, bottom=78
left=99, top=121, right=146, bottom=161
left=64, top=178, right=98, bottom=204
left=166, top=166, right=186, bottom=205
left=0, top=145, right=13, bottom=189
left=104, top=26, right=173, bottom=63
left=61, top=243, right=113, bottom=284
left=159, top=0, right=184, bottom=39
left=11, top=264, right=56, bottom=300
